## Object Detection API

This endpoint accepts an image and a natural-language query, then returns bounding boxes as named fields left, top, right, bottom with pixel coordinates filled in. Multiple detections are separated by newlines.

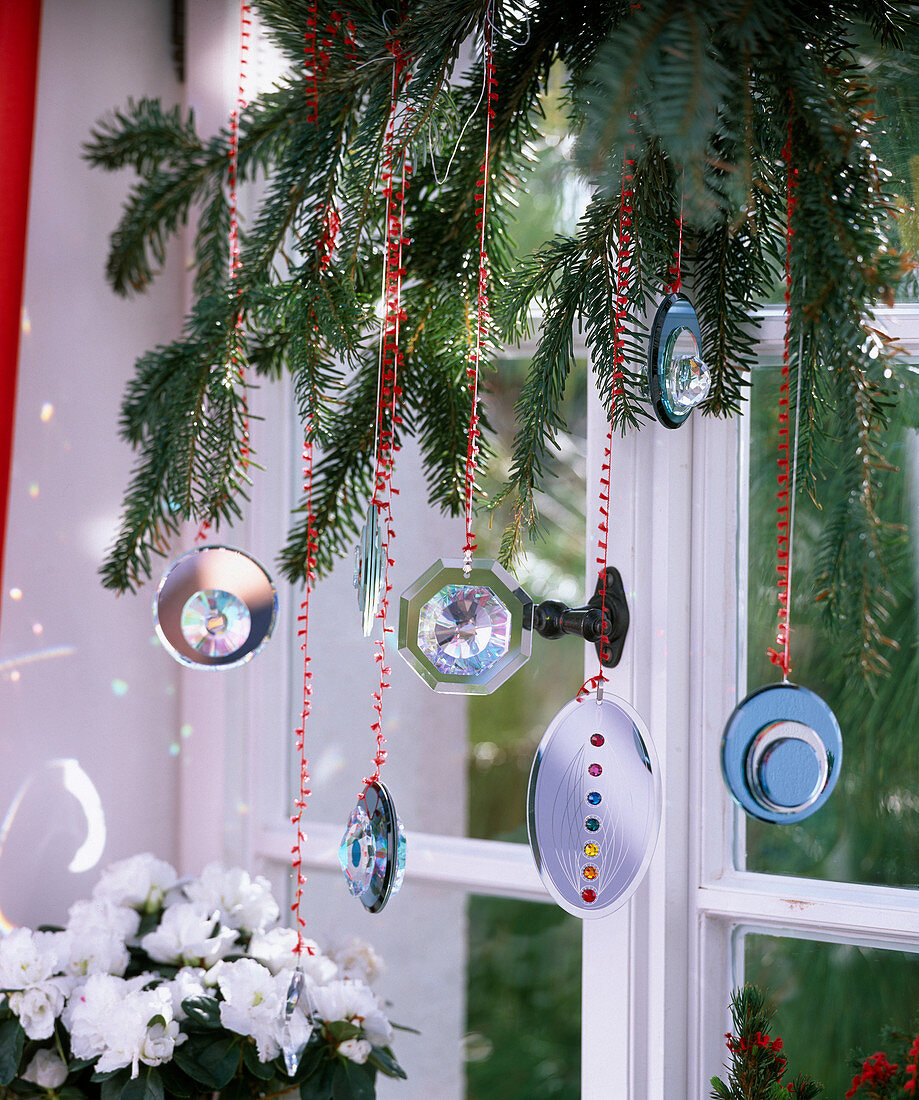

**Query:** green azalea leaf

left=369, top=1046, right=407, bottom=1080
left=58, top=1087, right=90, bottom=1100
left=0, top=1018, right=26, bottom=1085
left=100, top=1071, right=130, bottom=1100
left=154, top=1059, right=195, bottom=1098
left=241, top=1041, right=275, bottom=1080
left=331, top=1058, right=375, bottom=1100
left=68, top=1058, right=96, bottom=1073
left=179, top=996, right=221, bottom=1030
left=299, top=1061, right=334, bottom=1099
left=174, top=1033, right=240, bottom=1088
left=118, top=1067, right=164, bottom=1100
left=323, top=1020, right=360, bottom=1044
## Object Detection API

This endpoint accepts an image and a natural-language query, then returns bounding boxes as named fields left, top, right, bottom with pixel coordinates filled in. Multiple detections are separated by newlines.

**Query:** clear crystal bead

left=338, top=804, right=374, bottom=896
left=392, top=818, right=406, bottom=896
left=664, top=329, right=711, bottom=412
left=417, top=584, right=510, bottom=676
left=180, top=588, right=251, bottom=656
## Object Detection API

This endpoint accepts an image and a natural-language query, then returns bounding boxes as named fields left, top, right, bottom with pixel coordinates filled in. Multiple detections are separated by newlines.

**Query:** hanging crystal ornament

left=154, top=545, right=276, bottom=669
left=339, top=30, right=409, bottom=910
left=399, top=558, right=531, bottom=693
left=397, top=3, right=531, bottom=696
left=527, top=111, right=660, bottom=917
left=338, top=781, right=405, bottom=913
left=353, top=503, right=384, bottom=636
left=721, top=106, right=842, bottom=824
left=528, top=692, right=661, bottom=917
left=645, top=191, right=710, bottom=429
left=646, top=292, right=711, bottom=429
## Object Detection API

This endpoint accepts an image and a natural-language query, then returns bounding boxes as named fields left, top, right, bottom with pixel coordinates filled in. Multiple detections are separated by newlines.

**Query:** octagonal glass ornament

left=646, top=293, right=712, bottom=429
left=527, top=691, right=661, bottom=918
left=353, top=504, right=385, bottom=637
left=337, top=781, right=405, bottom=914
left=153, top=545, right=277, bottom=670
left=398, top=558, right=532, bottom=694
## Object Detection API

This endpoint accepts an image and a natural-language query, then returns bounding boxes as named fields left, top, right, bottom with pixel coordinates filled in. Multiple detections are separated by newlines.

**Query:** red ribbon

left=767, top=114, right=798, bottom=678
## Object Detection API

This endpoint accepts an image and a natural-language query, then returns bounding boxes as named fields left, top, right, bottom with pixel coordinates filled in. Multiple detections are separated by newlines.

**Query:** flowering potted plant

left=0, top=854, right=406, bottom=1100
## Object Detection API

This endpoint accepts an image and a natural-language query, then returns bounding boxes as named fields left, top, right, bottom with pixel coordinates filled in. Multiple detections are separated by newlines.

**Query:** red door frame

left=0, top=1, right=43, bottom=636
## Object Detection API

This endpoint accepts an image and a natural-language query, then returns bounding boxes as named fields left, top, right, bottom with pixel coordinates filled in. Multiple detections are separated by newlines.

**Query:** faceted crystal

left=338, top=804, right=374, bottom=897
left=392, top=818, right=406, bottom=896
left=584, top=816, right=600, bottom=832
left=588, top=763, right=602, bottom=777
left=581, top=888, right=597, bottom=903
left=280, top=970, right=308, bottom=1076
left=181, top=588, right=251, bottom=657
left=582, top=865, right=598, bottom=881
left=590, top=733, right=605, bottom=747
left=664, top=329, right=711, bottom=412
left=587, top=791, right=602, bottom=806
left=583, top=843, right=600, bottom=858
left=417, top=584, right=511, bottom=676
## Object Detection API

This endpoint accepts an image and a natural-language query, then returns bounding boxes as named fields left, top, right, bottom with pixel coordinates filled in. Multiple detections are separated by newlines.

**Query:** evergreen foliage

left=87, top=0, right=919, bottom=669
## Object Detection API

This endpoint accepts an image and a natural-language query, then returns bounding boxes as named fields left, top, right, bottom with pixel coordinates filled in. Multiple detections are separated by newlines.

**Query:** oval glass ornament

left=153, top=545, right=277, bottom=670
left=721, top=682, right=842, bottom=824
left=527, top=692, right=661, bottom=919
left=338, top=780, right=405, bottom=914
left=398, top=558, right=532, bottom=694
left=646, top=293, right=711, bottom=429
left=353, top=504, right=385, bottom=637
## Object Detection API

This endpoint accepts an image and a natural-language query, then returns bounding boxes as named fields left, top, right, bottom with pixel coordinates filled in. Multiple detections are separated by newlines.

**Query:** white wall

left=0, top=0, right=185, bottom=926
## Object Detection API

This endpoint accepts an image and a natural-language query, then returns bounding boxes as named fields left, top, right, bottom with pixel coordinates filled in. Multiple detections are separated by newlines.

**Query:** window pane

left=744, top=932, right=919, bottom=1097
left=744, top=356, right=919, bottom=884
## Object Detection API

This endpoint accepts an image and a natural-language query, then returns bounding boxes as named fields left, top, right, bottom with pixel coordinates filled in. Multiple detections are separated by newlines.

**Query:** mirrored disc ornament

left=646, top=293, right=712, bottom=429
left=527, top=692, right=661, bottom=918
left=721, top=682, right=842, bottom=824
left=398, top=559, right=532, bottom=694
left=337, top=781, right=405, bottom=913
left=153, top=546, right=277, bottom=670
left=353, top=504, right=384, bottom=636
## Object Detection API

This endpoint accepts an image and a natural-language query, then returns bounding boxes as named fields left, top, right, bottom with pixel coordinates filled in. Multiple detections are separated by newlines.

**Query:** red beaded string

left=768, top=113, right=798, bottom=679
left=578, top=146, right=633, bottom=703
left=290, top=434, right=316, bottom=958
left=195, top=0, right=251, bottom=546
left=462, top=8, right=497, bottom=574
left=363, top=42, right=411, bottom=789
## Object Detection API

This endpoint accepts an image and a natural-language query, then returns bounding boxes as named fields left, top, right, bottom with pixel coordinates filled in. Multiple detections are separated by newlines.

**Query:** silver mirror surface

left=353, top=504, right=384, bottom=637
left=153, top=545, right=278, bottom=670
left=527, top=692, right=661, bottom=918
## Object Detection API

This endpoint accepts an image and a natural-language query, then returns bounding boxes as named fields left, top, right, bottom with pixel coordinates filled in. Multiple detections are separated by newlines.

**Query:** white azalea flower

left=93, top=854, right=178, bottom=913
left=309, top=979, right=393, bottom=1048
left=141, top=903, right=238, bottom=967
left=184, top=864, right=279, bottom=934
left=165, top=967, right=207, bottom=1020
left=328, top=937, right=384, bottom=987
left=248, top=929, right=337, bottom=985
left=67, top=974, right=180, bottom=1077
left=67, top=898, right=140, bottom=941
left=217, top=958, right=294, bottom=1062
left=21, top=1048, right=69, bottom=1088
left=58, top=901, right=137, bottom=978
left=338, top=1038, right=372, bottom=1065
left=8, top=980, right=70, bottom=1040
left=0, top=928, right=61, bottom=988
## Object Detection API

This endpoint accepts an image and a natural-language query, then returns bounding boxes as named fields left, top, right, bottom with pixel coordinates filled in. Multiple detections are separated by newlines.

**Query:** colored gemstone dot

left=582, top=865, right=598, bottom=880
left=581, top=888, right=597, bottom=903
left=590, top=733, right=604, bottom=747
left=584, top=842, right=599, bottom=858
left=588, top=763, right=602, bottom=777
left=585, top=816, right=600, bottom=832
left=587, top=791, right=602, bottom=806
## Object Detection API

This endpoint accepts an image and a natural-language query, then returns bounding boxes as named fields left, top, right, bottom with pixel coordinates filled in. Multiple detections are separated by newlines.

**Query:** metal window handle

left=528, top=567, right=630, bottom=668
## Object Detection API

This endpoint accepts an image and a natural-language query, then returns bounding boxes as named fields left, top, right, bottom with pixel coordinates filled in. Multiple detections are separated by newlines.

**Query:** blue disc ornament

left=721, top=682, right=842, bottom=824
left=338, top=781, right=405, bottom=913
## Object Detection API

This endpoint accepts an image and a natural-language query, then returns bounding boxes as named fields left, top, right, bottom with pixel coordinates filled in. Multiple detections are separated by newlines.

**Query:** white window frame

left=175, top=10, right=919, bottom=1095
